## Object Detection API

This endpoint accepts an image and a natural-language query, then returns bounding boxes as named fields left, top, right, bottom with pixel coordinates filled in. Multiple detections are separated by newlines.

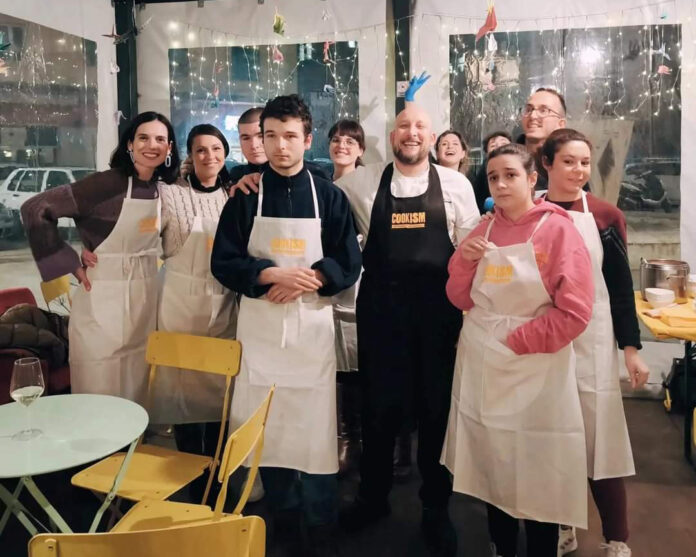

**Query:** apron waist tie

left=279, top=300, right=304, bottom=349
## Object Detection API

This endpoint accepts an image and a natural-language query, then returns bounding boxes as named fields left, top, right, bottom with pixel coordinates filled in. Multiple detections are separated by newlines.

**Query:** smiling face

left=329, top=133, right=364, bottom=169
left=521, top=90, right=567, bottom=142
left=239, top=120, right=267, bottom=165
left=545, top=140, right=591, bottom=199
left=390, top=106, right=435, bottom=166
left=487, top=154, right=537, bottom=216
left=191, top=134, right=226, bottom=184
left=127, top=120, right=170, bottom=170
left=262, top=116, right=312, bottom=176
left=436, top=133, right=466, bottom=170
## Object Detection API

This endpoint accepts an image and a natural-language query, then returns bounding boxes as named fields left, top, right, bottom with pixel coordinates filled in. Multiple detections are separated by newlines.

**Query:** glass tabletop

left=0, top=394, right=148, bottom=478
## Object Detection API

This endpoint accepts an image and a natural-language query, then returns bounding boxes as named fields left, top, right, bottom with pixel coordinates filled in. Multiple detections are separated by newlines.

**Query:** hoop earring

left=128, top=150, right=134, bottom=163
left=164, top=153, right=172, bottom=168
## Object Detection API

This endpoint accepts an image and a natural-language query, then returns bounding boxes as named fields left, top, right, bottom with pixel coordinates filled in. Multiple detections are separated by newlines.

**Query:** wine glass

left=9, top=357, right=45, bottom=441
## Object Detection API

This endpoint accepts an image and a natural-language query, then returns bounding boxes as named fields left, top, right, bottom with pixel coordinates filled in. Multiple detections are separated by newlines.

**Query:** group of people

left=20, top=84, right=649, bottom=557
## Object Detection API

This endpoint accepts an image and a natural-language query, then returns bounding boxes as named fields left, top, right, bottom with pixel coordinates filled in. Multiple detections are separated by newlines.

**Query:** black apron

left=355, top=163, right=462, bottom=507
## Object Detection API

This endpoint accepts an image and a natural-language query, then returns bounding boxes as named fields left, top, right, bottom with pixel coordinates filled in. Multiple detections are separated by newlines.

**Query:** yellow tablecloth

left=635, top=292, right=696, bottom=342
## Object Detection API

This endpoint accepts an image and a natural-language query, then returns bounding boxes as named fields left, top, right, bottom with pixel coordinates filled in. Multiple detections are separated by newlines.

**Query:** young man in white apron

left=211, top=95, right=361, bottom=557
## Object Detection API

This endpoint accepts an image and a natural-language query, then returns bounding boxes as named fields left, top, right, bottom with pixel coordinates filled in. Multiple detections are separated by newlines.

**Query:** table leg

left=0, top=482, right=38, bottom=536
left=21, top=476, right=72, bottom=533
left=685, top=341, right=694, bottom=465
left=89, top=436, right=141, bottom=533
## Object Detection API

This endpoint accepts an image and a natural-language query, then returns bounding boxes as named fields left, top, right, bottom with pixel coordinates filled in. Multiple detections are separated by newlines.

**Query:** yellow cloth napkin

left=634, top=292, right=696, bottom=342
left=660, top=305, right=696, bottom=327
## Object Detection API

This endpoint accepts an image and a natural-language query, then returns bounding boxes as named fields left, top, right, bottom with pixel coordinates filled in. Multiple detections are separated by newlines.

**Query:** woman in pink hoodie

left=440, top=143, right=594, bottom=557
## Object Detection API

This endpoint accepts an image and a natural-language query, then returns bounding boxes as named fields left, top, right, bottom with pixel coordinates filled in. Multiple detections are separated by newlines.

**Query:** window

left=6, top=171, right=23, bottom=191
left=168, top=42, right=359, bottom=162
left=45, top=170, right=69, bottom=190
left=17, top=170, right=44, bottom=193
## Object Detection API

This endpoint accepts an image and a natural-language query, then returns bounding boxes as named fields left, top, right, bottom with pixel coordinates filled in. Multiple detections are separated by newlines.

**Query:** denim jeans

left=259, top=467, right=338, bottom=527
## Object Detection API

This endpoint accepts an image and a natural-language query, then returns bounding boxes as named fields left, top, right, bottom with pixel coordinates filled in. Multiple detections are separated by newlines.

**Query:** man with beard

left=336, top=105, right=479, bottom=556
left=517, top=87, right=567, bottom=192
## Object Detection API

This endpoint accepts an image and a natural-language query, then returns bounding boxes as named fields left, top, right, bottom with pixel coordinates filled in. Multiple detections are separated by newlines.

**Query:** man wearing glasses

left=517, top=87, right=567, bottom=192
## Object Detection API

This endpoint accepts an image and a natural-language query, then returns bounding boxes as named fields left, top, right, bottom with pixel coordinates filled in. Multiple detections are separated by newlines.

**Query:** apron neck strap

left=186, top=176, right=199, bottom=218
left=483, top=217, right=496, bottom=241
left=257, top=169, right=319, bottom=218
left=527, top=211, right=551, bottom=243
left=581, top=190, right=589, bottom=213
left=126, top=176, right=133, bottom=199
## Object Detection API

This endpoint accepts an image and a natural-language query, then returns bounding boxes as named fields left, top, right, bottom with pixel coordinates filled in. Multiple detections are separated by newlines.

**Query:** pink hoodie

left=447, top=199, right=594, bottom=355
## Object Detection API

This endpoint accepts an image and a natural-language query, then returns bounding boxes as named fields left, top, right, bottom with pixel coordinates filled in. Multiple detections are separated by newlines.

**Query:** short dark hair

left=186, top=124, right=230, bottom=157
left=487, top=143, right=536, bottom=175
left=109, top=111, right=180, bottom=184
left=328, top=119, right=366, bottom=166
left=483, top=130, right=512, bottom=154
left=260, top=94, right=312, bottom=137
left=533, top=87, right=567, bottom=116
left=435, top=130, right=469, bottom=174
left=239, top=107, right=264, bottom=125
left=541, top=128, right=592, bottom=166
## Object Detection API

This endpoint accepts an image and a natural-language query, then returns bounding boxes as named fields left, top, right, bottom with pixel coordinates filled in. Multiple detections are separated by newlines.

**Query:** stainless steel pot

left=640, top=258, right=690, bottom=303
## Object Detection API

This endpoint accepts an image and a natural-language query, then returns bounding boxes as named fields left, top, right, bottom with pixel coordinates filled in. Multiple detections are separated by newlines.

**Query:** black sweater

left=211, top=165, right=361, bottom=299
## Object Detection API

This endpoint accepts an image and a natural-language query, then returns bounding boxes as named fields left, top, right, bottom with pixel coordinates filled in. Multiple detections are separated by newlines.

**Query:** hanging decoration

left=475, top=1, right=497, bottom=43
left=323, top=40, right=334, bottom=63
left=110, top=60, right=120, bottom=74
left=272, top=45, right=284, bottom=63
left=101, top=25, right=130, bottom=45
left=272, top=8, right=286, bottom=36
left=321, top=8, right=331, bottom=22
left=114, top=110, right=126, bottom=125
left=657, top=64, right=672, bottom=75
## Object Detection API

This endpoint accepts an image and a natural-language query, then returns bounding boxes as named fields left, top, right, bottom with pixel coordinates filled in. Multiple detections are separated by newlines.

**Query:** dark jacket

left=211, top=165, right=361, bottom=299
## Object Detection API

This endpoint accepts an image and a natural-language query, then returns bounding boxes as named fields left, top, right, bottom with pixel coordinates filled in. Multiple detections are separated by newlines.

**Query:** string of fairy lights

left=165, top=20, right=362, bottom=126
left=418, top=1, right=684, bottom=155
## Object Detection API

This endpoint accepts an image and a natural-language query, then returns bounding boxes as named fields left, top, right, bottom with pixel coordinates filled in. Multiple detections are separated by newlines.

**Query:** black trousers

left=487, top=504, right=559, bottom=557
left=356, top=276, right=462, bottom=509
left=173, top=421, right=222, bottom=503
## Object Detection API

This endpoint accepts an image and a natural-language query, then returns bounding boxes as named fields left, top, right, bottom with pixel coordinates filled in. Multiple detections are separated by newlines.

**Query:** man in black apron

left=337, top=105, right=480, bottom=556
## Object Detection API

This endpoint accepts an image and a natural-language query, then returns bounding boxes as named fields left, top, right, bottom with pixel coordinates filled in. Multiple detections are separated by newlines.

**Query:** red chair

left=0, top=287, right=71, bottom=404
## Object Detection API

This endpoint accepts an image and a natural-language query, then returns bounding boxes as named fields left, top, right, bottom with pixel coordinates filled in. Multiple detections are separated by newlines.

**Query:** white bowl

left=645, top=287, right=675, bottom=308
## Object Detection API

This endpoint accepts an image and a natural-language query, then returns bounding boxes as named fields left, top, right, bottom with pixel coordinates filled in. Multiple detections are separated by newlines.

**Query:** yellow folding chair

left=110, top=386, right=274, bottom=533
left=40, top=274, right=72, bottom=310
left=71, top=332, right=241, bottom=515
left=28, top=514, right=265, bottom=557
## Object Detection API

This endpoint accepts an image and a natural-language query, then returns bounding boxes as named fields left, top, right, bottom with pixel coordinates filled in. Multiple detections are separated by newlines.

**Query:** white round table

left=0, top=394, right=148, bottom=536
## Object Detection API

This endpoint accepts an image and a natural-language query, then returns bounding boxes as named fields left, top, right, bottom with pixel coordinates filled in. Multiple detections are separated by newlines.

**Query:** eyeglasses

left=520, top=104, right=563, bottom=118
left=330, top=136, right=359, bottom=148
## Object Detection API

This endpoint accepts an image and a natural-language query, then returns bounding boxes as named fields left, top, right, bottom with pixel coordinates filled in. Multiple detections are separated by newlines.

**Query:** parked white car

left=0, top=167, right=93, bottom=238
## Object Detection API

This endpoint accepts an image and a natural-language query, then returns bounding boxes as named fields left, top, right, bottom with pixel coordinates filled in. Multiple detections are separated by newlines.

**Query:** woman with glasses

left=328, top=119, right=365, bottom=477
left=21, top=112, right=180, bottom=405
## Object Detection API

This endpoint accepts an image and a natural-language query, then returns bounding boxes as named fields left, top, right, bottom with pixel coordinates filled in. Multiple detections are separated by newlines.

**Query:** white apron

left=69, top=177, right=160, bottom=406
left=150, top=181, right=237, bottom=424
left=232, top=172, right=338, bottom=474
left=569, top=192, right=635, bottom=479
left=441, top=212, right=588, bottom=528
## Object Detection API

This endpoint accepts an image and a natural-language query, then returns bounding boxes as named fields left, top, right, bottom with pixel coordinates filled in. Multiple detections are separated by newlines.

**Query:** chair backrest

left=40, top=275, right=72, bottom=310
left=0, top=287, right=36, bottom=314
left=145, top=331, right=243, bottom=503
left=214, top=386, right=275, bottom=517
left=28, top=514, right=265, bottom=557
